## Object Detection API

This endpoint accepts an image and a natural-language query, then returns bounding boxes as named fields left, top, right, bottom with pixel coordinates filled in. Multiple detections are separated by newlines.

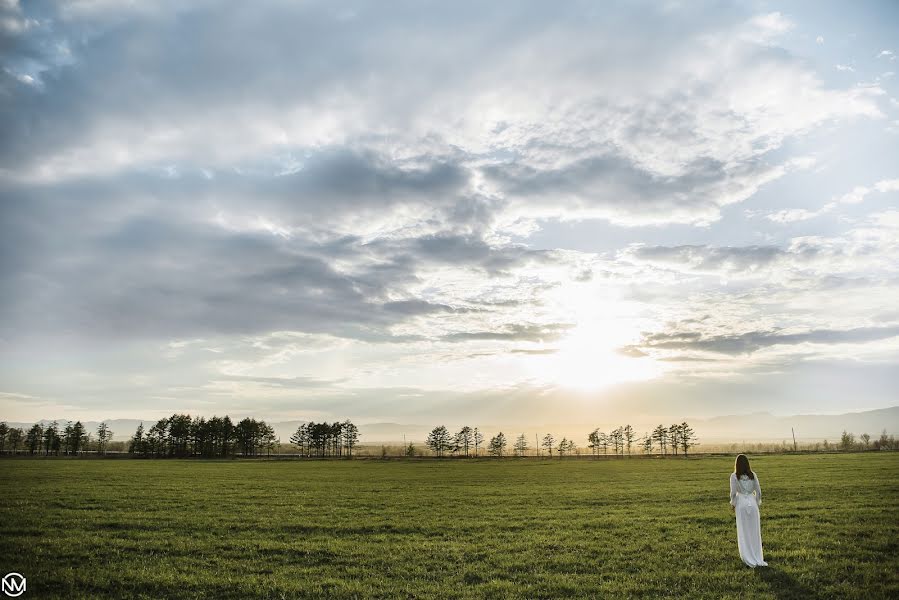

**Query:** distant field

left=1, top=454, right=897, bottom=599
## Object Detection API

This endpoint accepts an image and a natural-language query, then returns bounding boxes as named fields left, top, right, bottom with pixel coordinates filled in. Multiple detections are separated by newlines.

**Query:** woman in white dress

left=729, top=454, right=767, bottom=567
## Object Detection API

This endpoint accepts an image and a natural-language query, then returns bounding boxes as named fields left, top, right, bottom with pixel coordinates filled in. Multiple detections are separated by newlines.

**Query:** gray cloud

left=442, top=323, right=573, bottom=343
left=628, top=324, right=899, bottom=356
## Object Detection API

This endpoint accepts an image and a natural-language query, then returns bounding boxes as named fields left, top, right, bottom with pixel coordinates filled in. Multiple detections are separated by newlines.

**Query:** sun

left=534, top=320, right=661, bottom=391
left=525, top=280, right=663, bottom=391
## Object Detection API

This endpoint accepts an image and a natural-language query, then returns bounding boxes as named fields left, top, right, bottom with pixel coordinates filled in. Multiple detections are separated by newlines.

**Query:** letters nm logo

left=1, top=573, right=25, bottom=597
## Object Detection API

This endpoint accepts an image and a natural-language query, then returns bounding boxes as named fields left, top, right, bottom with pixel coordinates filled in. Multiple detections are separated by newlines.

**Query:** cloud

left=1, top=2, right=898, bottom=424
left=762, top=178, right=899, bottom=223
left=626, top=324, right=899, bottom=356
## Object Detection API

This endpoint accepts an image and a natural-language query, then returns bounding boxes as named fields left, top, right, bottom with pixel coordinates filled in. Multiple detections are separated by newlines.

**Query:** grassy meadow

left=1, top=453, right=897, bottom=599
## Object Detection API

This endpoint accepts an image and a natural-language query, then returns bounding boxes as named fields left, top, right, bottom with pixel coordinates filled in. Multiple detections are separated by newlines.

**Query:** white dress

left=729, top=472, right=767, bottom=567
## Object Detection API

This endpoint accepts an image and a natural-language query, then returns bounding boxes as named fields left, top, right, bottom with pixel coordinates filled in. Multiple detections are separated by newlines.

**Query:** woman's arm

left=729, top=473, right=737, bottom=507
left=755, top=475, right=762, bottom=507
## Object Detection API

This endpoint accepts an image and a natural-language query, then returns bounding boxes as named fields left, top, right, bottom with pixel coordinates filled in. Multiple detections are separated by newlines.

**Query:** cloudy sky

left=1, top=0, right=898, bottom=428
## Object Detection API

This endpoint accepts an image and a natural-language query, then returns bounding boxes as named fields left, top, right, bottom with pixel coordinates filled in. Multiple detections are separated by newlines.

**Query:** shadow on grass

left=757, top=566, right=815, bottom=600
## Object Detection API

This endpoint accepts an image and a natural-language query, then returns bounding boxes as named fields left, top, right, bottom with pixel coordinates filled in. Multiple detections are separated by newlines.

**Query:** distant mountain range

left=4, top=406, right=897, bottom=444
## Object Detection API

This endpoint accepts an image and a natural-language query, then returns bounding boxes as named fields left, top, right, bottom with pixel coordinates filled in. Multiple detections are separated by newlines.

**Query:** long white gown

left=729, top=472, right=767, bottom=567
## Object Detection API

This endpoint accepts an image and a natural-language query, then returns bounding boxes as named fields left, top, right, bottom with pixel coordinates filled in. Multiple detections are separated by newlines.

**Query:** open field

left=1, top=454, right=897, bottom=599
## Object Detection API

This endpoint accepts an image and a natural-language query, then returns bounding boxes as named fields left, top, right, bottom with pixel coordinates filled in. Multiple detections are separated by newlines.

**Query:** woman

left=729, top=454, right=767, bottom=567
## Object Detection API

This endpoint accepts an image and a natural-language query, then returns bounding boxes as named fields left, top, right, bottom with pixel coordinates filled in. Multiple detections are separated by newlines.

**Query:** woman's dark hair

left=734, top=454, right=755, bottom=479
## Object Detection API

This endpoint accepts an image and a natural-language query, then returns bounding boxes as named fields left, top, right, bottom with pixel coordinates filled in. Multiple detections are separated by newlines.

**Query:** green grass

left=1, top=454, right=897, bottom=599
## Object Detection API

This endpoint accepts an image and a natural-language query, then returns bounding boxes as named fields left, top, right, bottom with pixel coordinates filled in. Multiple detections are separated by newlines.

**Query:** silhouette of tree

left=668, top=424, right=681, bottom=456
left=43, top=421, right=60, bottom=455
left=426, top=425, right=452, bottom=457
left=455, top=426, right=474, bottom=457
left=8, top=427, right=23, bottom=454
left=343, top=420, right=359, bottom=457
left=679, top=422, right=696, bottom=456
left=129, top=423, right=146, bottom=456
left=25, top=423, right=43, bottom=455
left=488, top=432, right=507, bottom=457
left=514, top=433, right=529, bottom=457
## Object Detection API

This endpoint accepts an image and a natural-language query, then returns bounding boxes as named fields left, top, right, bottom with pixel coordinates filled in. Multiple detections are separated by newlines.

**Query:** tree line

left=422, top=422, right=699, bottom=458
left=2, top=419, right=897, bottom=457
left=289, top=421, right=360, bottom=457
left=0, top=420, right=112, bottom=456
left=127, top=414, right=281, bottom=457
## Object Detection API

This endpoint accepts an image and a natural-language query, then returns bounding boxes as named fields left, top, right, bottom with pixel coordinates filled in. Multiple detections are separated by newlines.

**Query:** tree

left=26, top=423, right=44, bottom=455
left=609, top=427, right=623, bottom=456
left=668, top=424, right=681, bottom=456
left=840, top=430, right=855, bottom=451
left=623, top=425, right=636, bottom=456
left=641, top=433, right=653, bottom=455
left=488, top=432, right=507, bottom=457
left=542, top=433, right=555, bottom=457
left=557, top=437, right=568, bottom=458
left=473, top=428, right=484, bottom=457
left=129, top=423, right=146, bottom=456
left=0, top=422, right=8, bottom=454
left=598, top=431, right=610, bottom=454
left=69, top=421, right=87, bottom=455
left=405, top=442, right=416, bottom=457
left=342, top=420, right=359, bottom=457
left=514, top=434, right=529, bottom=457
left=652, top=425, right=668, bottom=456
left=679, top=422, right=696, bottom=456
left=860, top=433, right=871, bottom=449
left=587, top=429, right=599, bottom=457
left=566, top=439, right=577, bottom=456
left=43, top=421, right=60, bottom=456
left=8, top=427, right=23, bottom=454
left=96, top=423, right=112, bottom=455
left=455, top=426, right=474, bottom=457
left=260, top=423, right=277, bottom=456
left=290, top=424, right=309, bottom=456
left=427, top=425, right=452, bottom=457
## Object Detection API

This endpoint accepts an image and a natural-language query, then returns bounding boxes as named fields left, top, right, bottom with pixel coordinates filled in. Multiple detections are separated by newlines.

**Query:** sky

left=1, top=0, right=898, bottom=429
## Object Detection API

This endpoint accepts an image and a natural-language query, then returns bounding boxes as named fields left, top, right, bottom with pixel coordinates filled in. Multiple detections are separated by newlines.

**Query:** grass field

left=1, top=453, right=897, bottom=599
